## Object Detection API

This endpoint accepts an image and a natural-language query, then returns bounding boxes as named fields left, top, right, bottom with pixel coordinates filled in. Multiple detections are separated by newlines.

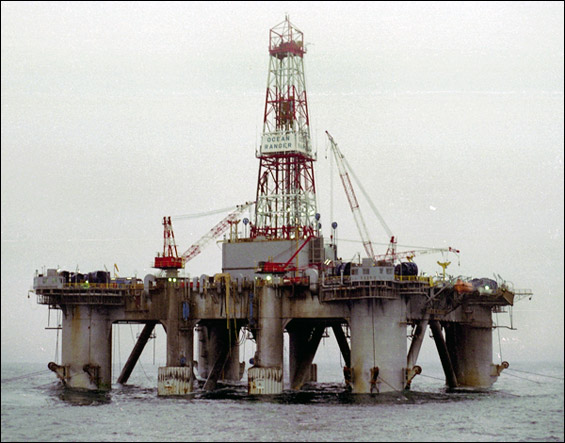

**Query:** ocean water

left=1, top=360, right=563, bottom=442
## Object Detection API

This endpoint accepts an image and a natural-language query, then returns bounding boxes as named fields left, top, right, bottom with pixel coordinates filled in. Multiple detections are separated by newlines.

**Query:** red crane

left=154, top=216, right=183, bottom=269
left=154, top=202, right=255, bottom=270
left=257, top=235, right=314, bottom=274
left=180, top=201, right=254, bottom=265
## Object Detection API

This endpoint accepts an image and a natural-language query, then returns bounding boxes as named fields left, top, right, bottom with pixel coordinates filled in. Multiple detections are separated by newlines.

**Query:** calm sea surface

left=1, top=360, right=563, bottom=442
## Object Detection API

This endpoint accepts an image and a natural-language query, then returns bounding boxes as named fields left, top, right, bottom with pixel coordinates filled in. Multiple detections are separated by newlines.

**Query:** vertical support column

left=349, top=298, right=406, bottom=393
left=165, top=282, right=180, bottom=366
left=223, top=326, right=242, bottom=381
left=445, top=306, right=498, bottom=388
left=59, top=305, right=113, bottom=391
left=248, top=285, right=283, bottom=394
left=201, top=321, right=241, bottom=391
left=202, top=323, right=229, bottom=391
left=179, top=322, right=194, bottom=370
left=288, top=321, right=325, bottom=390
left=159, top=281, right=194, bottom=396
left=197, top=324, right=210, bottom=379
left=197, top=322, right=241, bottom=383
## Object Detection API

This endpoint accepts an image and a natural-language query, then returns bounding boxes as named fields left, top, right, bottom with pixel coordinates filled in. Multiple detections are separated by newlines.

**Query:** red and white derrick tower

left=250, top=16, right=317, bottom=240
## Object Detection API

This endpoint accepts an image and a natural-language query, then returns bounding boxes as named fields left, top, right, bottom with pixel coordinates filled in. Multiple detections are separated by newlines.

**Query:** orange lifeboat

left=454, top=279, right=474, bottom=294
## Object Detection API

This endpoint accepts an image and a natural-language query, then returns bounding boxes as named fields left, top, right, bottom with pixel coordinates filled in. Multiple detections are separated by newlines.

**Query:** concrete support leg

left=159, top=283, right=195, bottom=396
left=118, top=321, right=158, bottom=384
left=430, top=320, right=458, bottom=389
left=201, top=321, right=241, bottom=391
left=223, top=323, right=242, bottom=381
left=445, top=309, right=499, bottom=388
left=179, top=324, right=194, bottom=372
left=349, top=298, right=406, bottom=394
left=288, top=321, right=325, bottom=390
left=198, top=322, right=241, bottom=383
left=197, top=324, right=210, bottom=379
left=248, top=286, right=283, bottom=394
left=58, top=305, right=113, bottom=391
left=165, top=323, right=194, bottom=368
left=202, top=324, right=230, bottom=392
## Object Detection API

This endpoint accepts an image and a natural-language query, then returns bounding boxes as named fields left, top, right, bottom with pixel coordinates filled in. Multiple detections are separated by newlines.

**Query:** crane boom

left=325, top=132, right=455, bottom=267
left=342, top=154, right=393, bottom=239
left=374, top=246, right=460, bottom=263
left=326, top=131, right=377, bottom=264
left=180, top=201, right=254, bottom=264
left=258, top=235, right=314, bottom=273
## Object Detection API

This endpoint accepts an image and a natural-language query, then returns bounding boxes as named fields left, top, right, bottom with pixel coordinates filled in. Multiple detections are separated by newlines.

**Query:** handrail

left=61, top=283, right=144, bottom=290
left=394, top=275, right=435, bottom=286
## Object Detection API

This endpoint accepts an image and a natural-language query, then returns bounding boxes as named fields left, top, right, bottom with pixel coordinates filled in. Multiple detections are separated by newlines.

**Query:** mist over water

left=2, top=361, right=563, bottom=442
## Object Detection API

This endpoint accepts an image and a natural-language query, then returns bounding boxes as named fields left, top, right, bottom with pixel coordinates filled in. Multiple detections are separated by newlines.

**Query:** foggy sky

left=1, top=1, right=563, bottom=366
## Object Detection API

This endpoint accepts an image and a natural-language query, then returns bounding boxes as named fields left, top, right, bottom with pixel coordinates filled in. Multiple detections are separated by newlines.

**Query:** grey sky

left=1, top=1, right=563, bottom=365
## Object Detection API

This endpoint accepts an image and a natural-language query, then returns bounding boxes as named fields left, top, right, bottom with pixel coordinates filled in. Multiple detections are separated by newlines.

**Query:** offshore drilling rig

left=33, top=17, right=531, bottom=395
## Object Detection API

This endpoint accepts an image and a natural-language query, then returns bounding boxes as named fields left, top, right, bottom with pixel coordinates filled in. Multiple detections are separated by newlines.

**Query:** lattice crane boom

left=326, top=131, right=378, bottom=264
left=374, top=246, right=460, bottom=263
left=180, top=201, right=255, bottom=264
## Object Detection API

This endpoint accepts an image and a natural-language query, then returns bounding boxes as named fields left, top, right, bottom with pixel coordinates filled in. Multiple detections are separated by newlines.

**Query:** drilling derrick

left=251, top=16, right=317, bottom=240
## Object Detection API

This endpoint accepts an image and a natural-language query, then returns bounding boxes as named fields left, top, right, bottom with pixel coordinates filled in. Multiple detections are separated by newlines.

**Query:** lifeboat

left=454, top=279, right=474, bottom=294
